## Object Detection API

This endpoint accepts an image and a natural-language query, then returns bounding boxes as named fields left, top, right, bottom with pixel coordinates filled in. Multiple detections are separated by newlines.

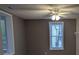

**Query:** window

left=0, top=10, right=15, bottom=55
left=0, top=16, right=8, bottom=53
left=49, top=22, right=64, bottom=50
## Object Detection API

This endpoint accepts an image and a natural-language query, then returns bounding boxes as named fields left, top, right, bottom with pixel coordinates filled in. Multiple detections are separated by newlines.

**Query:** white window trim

left=0, top=10, right=15, bottom=55
left=49, top=22, right=64, bottom=50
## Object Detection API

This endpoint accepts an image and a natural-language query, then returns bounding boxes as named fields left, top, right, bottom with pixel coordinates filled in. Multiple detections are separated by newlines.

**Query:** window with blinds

left=0, top=10, right=15, bottom=55
left=49, top=22, right=64, bottom=50
left=0, top=16, right=8, bottom=53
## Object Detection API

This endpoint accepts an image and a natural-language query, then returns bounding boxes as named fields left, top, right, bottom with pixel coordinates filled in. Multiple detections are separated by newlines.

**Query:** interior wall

left=25, top=19, right=76, bottom=55
left=13, top=16, right=27, bottom=55
left=76, top=19, right=79, bottom=55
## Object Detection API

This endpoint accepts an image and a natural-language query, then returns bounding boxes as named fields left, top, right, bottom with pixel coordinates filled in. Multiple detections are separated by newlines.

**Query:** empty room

left=0, top=4, right=79, bottom=55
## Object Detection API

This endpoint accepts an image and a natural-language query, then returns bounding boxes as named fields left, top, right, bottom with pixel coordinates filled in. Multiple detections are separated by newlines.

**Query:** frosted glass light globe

left=51, top=15, right=56, bottom=20
left=56, top=15, right=60, bottom=20
left=51, top=15, right=60, bottom=20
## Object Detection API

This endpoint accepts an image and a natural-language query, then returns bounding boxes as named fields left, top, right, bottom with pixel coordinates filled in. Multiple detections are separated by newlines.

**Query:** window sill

left=49, top=48, right=64, bottom=50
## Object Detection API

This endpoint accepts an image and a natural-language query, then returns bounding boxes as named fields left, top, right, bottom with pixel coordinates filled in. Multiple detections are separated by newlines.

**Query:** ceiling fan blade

left=58, top=12, right=70, bottom=15
left=59, top=11, right=79, bottom=15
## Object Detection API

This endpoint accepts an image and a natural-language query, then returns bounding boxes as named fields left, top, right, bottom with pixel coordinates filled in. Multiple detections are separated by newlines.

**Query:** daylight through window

left=49, top=22, right=64, bottom=50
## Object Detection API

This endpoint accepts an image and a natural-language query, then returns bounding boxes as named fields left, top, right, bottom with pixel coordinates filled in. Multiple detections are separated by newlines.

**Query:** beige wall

left=25, top=19, right=76, bottom=55
left=13, top=16, right=27, bottom=54
left=10, top=15, right=76, bottom=55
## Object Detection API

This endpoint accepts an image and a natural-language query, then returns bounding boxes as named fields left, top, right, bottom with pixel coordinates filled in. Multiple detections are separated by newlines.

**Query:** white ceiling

left=0, top=4, right=79, bottom=20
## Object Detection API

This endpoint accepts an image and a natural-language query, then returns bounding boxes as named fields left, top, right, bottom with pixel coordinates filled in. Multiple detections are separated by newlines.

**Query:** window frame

left=49, top=21, right=64, bottom=50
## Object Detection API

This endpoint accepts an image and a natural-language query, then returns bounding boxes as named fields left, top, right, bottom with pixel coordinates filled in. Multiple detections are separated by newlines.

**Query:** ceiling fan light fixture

left=56, top=15, right=60, bottom=20
left=51, top=15, right=60, bottom=21
left=51, top=15, right=55, bottom=20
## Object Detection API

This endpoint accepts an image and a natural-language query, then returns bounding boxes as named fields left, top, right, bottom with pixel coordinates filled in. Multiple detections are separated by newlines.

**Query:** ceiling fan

left=44, top=4, right=79, bottom=20
left=48, top=8, right=61, bottom=20
left=46, top=8, right=71, bottom=20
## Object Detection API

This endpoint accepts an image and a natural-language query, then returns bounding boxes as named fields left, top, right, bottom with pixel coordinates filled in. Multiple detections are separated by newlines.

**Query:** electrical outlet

left=44, top=52, right=47, bottom=55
